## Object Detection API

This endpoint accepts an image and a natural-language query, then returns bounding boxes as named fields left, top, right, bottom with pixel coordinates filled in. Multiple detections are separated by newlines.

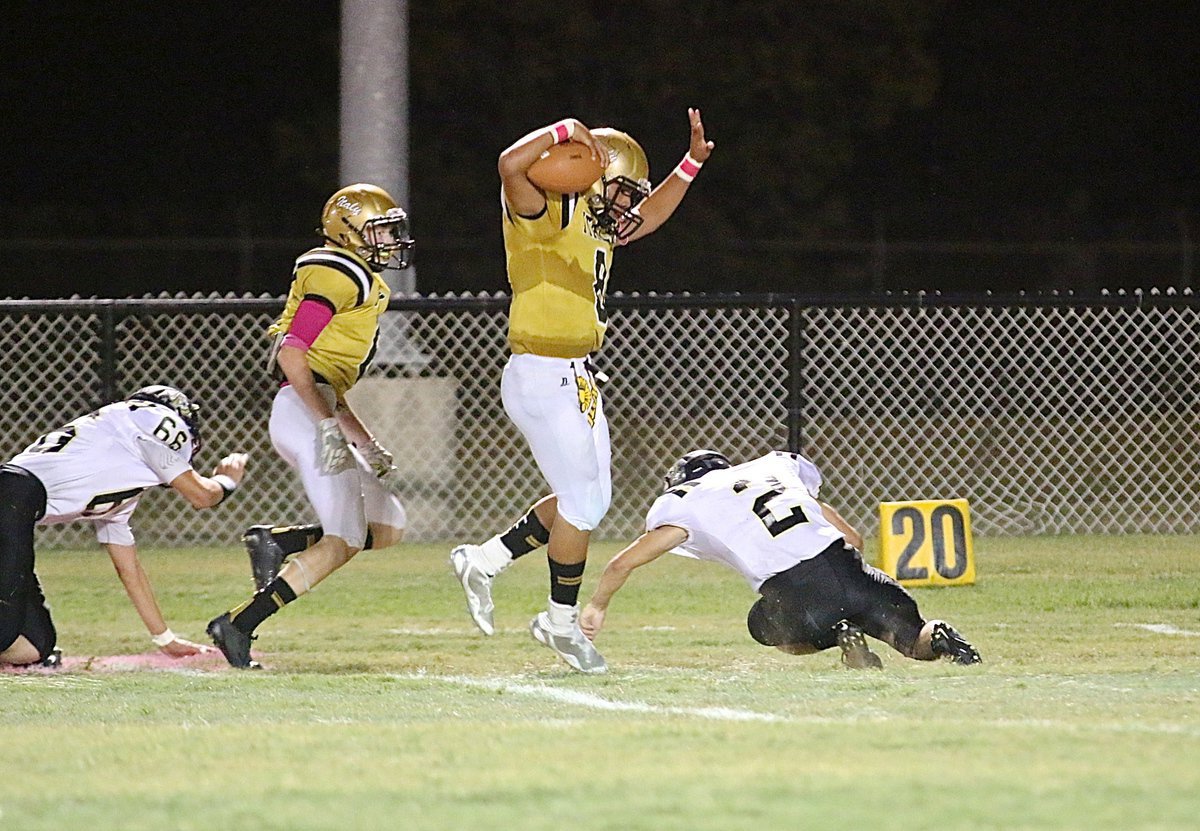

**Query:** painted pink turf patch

left=1, top=649, right=262, bottom=674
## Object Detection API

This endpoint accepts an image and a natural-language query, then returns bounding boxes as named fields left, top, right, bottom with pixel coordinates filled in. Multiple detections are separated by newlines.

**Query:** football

left=527, top=141, right=605, bottom=193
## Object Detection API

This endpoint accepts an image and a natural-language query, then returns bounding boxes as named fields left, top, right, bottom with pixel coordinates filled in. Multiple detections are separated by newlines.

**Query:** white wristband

left=151, top=628, right=177, bottom=647
left=212, top=474, right=237, bottom=502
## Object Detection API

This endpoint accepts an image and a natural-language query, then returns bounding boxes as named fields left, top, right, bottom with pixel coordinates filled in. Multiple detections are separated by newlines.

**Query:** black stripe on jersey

left=301, top=293, right=337, bottom=315
left=561, top=194, right=575, bottom=229
left=513, top=203, right=548, bottom=221
left=296, top=249, right=371, bottom=308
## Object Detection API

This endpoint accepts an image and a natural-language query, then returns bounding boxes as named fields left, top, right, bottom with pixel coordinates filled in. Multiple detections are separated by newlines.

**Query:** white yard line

left=393, top=672, right=786, bottom=723
left=389, top=672, right=1200, bottom=737
left=1114, top=623, right=1200, bottom=637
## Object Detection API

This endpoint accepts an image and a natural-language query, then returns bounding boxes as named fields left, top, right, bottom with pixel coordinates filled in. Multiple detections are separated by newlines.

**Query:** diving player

left=449, top=110, right=715, bottom=673
left=207, top=184, right=414, bottom=668
left=1, top=385, right=248, bottom=666
left=580, top=450, right=982, bottom=669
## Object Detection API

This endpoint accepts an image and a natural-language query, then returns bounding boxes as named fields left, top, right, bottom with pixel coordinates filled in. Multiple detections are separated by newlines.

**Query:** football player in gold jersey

left=451, top=109, right=714, bottom=673
left=208, top=184, right=414, bottom=668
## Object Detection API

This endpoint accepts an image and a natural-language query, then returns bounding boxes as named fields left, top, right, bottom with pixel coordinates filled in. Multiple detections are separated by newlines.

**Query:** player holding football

left=579, top=450, right=982, bottom=669
left=0, top=385, right=248, bottom=666
left=207, top=184, right=414, bottom=668
left=449, top=110, right=714, bottom=673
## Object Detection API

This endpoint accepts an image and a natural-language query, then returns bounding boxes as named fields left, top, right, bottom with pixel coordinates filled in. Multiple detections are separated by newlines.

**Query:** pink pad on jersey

left=285, top=298, right=335, bottom=350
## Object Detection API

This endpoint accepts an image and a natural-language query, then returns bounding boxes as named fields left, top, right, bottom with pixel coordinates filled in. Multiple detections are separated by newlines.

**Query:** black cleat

left=834, top=620, right=883, bottom=670
left=40, top=648, right=63, bottom=668
left=207, top=613, right=259, bottom=669
left=243, top=526, right=286, bottom=591
left=930, top=621, right=981, bottom=665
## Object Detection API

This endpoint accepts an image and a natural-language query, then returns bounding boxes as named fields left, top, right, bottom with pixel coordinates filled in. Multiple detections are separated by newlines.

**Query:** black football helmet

left=129, top=384, right=202, bottom=455
left=663, top=449, right=731, bottom=491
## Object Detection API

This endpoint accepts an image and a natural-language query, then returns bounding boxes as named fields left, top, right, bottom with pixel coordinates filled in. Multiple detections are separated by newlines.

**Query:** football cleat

left=834, top=620, right=883, bottom=670
left=39, top=648, right=63, bottom=669
left=449, top=544, right=495, bottom=636
left=529, top=611, right=608, bottom=675
left=929, top=621, right=982, bottom=665
left=206, top=613, right=260, bottom=669
left=244, top=526, right=286, bottom=591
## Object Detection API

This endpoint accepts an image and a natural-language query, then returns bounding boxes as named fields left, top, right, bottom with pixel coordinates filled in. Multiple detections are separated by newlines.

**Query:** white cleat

left=529, top=610, right=608, bottom=675
left=449, top=544, right=495, bottom=635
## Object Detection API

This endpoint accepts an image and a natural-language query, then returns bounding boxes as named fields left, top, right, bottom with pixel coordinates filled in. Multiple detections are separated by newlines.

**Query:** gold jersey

left=269, top=246, right=390, bottom=396
left=503, top=192, right=616, bottom=358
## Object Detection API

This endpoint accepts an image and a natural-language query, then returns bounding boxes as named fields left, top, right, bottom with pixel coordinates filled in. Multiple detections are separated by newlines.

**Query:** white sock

left=475, top=536, right=514, bottom=576
left=546, top=599, right=578, bottom=633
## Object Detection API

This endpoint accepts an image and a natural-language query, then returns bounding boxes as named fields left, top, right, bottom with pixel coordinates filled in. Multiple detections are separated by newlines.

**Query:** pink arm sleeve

left=283, top=297, right=335, bottom=350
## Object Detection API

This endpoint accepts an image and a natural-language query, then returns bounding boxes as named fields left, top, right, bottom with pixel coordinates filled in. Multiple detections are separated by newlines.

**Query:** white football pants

left=268, top=384, right=406, bottom=549
left=501, top=353, right=612, bottom=531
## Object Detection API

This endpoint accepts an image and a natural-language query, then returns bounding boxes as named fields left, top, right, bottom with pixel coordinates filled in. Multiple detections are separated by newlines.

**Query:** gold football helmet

left=319, top=184, right=414, bottom=271
left=587, top=128, right=651, bottom=240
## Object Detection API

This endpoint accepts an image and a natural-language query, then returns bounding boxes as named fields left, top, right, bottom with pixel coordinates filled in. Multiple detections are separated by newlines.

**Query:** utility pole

left=340, top=0, right=413, bottom=294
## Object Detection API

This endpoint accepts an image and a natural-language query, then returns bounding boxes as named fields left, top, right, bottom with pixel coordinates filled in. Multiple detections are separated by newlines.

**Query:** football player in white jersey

left=0, top=385, right=248, bottom=667
left=580, top=450, right=981, bottom=669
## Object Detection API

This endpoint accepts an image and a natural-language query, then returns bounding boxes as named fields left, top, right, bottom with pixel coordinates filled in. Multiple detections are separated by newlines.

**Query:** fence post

left=787, top=297, right=803, bottom=453
left=99, top=301, right=118, bottom=406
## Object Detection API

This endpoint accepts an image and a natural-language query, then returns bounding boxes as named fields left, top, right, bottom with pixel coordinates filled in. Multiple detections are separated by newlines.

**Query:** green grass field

left=3, top=535, right=1199, bottom=830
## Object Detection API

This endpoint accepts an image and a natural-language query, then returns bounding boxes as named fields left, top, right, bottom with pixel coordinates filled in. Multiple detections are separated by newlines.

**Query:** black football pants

left=0, top=464, right=55, bottom=659
left=747, top=540, right=925, bottom=653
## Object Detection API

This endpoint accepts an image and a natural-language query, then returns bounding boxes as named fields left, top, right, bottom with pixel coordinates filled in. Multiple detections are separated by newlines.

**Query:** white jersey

left=644, top=452, right=846, bottom=590
left=9, top=401, right=195, bottom=546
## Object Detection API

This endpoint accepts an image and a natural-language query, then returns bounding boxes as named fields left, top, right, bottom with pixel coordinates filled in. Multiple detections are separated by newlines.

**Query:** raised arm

left=622, top=108, right=715, bottom=244
left=498, top=118, right=606, bottom=217
left=580, top=524, right=689, bottom=639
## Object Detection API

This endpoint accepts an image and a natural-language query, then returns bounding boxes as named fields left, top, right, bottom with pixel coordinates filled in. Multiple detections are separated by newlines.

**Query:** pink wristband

left=548, top=120, right=575, bottom=144
left=674, top=153, right=703, bottom=183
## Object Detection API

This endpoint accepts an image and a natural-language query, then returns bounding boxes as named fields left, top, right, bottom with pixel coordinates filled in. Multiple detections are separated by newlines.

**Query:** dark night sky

left=1, top=1, right=1197, bottom=298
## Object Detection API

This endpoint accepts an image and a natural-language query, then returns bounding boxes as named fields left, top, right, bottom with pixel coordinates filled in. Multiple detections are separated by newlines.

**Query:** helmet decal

left=320, top=184, right=415, bottom=271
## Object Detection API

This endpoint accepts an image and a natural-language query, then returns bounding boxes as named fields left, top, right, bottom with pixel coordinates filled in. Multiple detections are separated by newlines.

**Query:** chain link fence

left=1, top=292, right=1197, bottom=548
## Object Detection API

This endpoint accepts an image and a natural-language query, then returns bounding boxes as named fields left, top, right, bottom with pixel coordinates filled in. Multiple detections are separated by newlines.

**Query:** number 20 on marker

left=878, top=499, right=976, bottom=587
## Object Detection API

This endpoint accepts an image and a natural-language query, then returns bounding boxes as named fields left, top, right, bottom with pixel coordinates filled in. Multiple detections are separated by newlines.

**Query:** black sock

left=229, top=576, right=298, bottom=635
left=548, top=558, right=586, bottom=607
left=500, top=508, right=550, bottom=561
left=271, top=524, right=323, bottom=556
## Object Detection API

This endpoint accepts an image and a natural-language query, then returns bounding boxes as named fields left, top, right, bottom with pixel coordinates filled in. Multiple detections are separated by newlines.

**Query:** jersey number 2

left=733, top=480, right=810, bottom=538
left=753, top=487, right=810, bottom=537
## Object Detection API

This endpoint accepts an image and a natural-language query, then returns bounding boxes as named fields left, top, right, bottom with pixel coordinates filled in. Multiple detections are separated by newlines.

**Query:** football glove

left=317, top=417, right=353, bottom=474
left=359, top=439, right=395, bottom=479
left=378, top=467, right=405, bottom=497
